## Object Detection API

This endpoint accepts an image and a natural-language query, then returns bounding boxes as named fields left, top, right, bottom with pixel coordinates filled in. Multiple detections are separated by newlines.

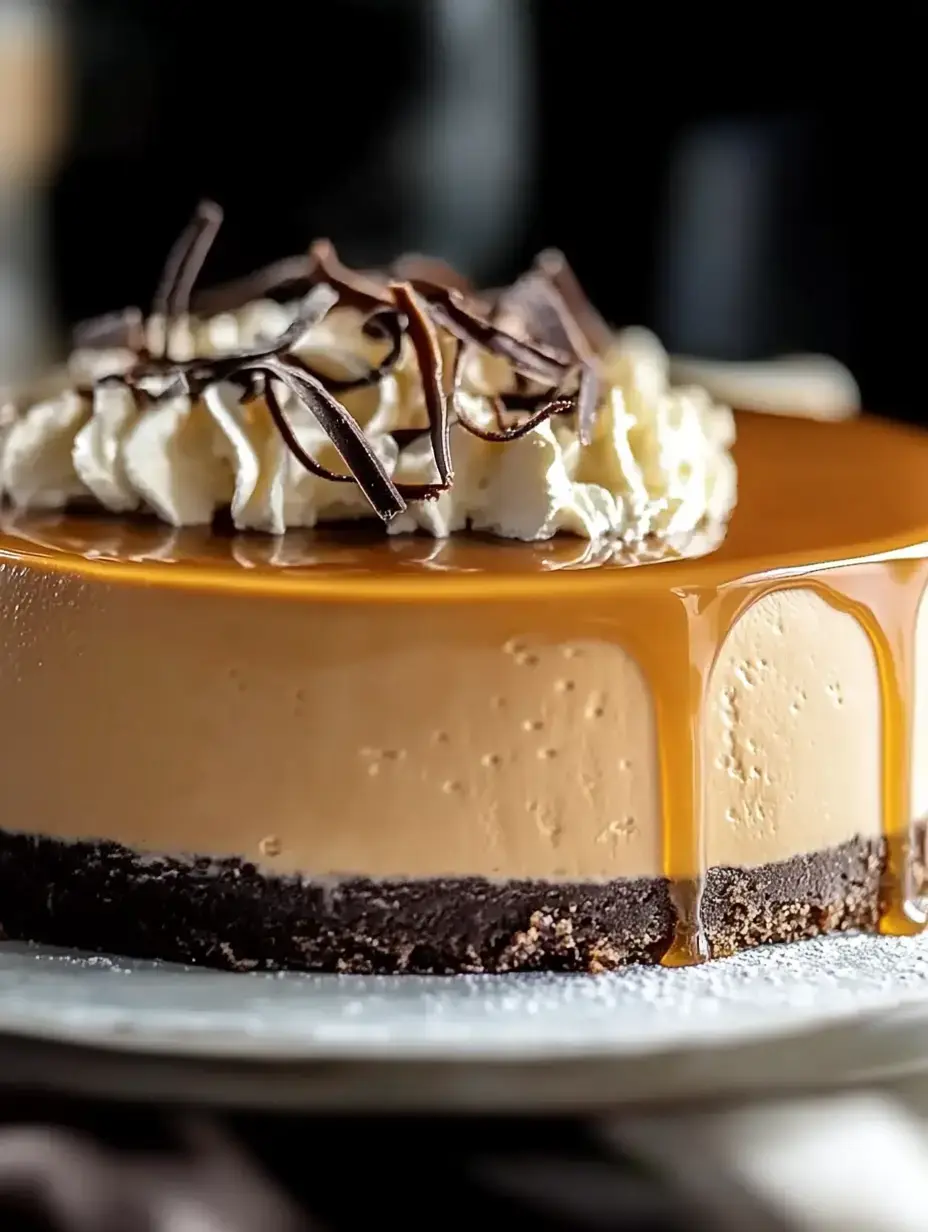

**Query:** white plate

left=4, top=934, right=928, bottom=1110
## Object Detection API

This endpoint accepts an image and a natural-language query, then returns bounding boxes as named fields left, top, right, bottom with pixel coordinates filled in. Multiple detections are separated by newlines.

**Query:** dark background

left=51, top=1, right=922, bottom=421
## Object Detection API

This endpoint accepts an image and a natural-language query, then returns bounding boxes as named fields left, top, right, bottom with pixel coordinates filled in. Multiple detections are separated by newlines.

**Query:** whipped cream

left=0, top=303, right=737, bottom=543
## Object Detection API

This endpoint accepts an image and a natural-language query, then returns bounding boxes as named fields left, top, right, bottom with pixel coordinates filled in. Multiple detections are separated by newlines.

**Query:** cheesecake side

left=0, top=533, right=916, bottom=972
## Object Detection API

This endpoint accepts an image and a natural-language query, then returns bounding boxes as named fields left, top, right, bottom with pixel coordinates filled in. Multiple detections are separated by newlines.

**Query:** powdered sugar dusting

left=3, top=933, right=928, bottom=1062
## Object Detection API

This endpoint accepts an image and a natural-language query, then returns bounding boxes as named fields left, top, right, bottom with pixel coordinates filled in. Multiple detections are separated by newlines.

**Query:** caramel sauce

left=3, top=411, right=928, bottom=963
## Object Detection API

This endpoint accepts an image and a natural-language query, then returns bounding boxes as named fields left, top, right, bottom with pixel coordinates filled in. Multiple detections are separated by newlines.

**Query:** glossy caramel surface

left=2, top=413, right=928, bottom=597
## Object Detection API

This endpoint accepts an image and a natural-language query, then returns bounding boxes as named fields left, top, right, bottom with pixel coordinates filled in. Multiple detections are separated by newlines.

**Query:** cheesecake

left=1, top=203, right=926, bottom=973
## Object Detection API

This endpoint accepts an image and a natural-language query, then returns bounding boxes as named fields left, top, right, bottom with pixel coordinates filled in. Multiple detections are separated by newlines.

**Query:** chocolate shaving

left=308, top=239, right=394, bottom=311
left=215, top=327, right=410, bottom=520
left=450, top=343, right=573, bottom=442
left=391, top=282, right=452, bottom=494
left=69, top=203, right=619, bottom=526
left=494, top=271, right=578, bottom=355
left=424, top=287, right=571, bottom=386
left=454, top=395, right=575, bottom=443
left=209, top=351, right=405, bottom=522
left=495, top=267, right=602, bottom=444
left=575, top=362, right=601, bottom=446
left=259, top=356, right=404, bottom=519
left=259, top=372, right=394, bottom=501
left=534, top=247, right=614, bottom=355
left=152, top=200, right=224, bottom=328
left=98, top=279, right=407, bottom=521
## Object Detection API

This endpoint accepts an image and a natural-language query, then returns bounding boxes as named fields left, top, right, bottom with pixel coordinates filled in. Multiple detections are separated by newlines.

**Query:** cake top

left=4, top=412, right=928, bottom=600
left=0, top=201, right=736, bottom=544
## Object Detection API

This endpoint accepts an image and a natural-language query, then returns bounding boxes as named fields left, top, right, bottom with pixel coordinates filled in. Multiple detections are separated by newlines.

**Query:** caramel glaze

left=3, top=411, right=928, bottom=965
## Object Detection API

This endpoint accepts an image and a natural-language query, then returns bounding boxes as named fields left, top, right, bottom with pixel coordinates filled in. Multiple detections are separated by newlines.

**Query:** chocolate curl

left=450, top=343, right=574, bottom=443
left=72, top=206, right=618, bottom=524
left=391, top=282, right=452, bottom=496
left=73, top=203, right=224, bottom=359
left=308, top=239, right=394, bottom=311
left=533, top=247, right=614, bottom=356
left=496, top=268, right=601, bottom=444
left=423, top=286, right=571, bottom=386
left=205, top=312, right=407, bottom=521
left=261, top=375, right=355, bottom=486
left=454, top=395, right=576, bottom=443
left=235, top=356, right=406, bottom=522
left=574, top=364, right=601, bottom=447
left=494, top=271, right=578, bottom=354
left=152, top=200, right=224, bottom=326
left=106, top=282, right=408, bottom=523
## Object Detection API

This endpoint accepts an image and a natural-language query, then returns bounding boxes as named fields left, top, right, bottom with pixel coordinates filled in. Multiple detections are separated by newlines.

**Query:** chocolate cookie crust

left=0, top=830, right=901, bottom=974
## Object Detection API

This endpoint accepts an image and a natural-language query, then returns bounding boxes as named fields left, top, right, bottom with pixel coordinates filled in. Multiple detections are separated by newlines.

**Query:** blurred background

left=0, top=0, right=921, bottom=420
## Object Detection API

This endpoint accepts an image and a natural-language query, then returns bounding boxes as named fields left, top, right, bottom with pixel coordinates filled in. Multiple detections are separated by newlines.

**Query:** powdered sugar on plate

left=3, top=932, right=928, bottom=1063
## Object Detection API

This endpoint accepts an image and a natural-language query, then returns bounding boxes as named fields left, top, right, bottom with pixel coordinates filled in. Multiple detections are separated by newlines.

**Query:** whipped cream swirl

left=0, top=300, right=736, bottom=542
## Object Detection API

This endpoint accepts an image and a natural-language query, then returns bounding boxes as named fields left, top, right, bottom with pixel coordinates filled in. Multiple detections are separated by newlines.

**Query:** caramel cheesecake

left=1, top=204, right=926, bottom=973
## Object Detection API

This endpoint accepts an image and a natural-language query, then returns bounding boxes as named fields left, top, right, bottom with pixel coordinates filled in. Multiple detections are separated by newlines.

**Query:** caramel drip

left=822, top=559, right=928, bottom=935
left=603, top=590, right=713, bottom=964
left=625, top=555, right=928, bottom=966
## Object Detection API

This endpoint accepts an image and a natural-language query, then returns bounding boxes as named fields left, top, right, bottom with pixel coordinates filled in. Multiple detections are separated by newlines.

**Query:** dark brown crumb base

left=0, top=830, right=914, bottom=974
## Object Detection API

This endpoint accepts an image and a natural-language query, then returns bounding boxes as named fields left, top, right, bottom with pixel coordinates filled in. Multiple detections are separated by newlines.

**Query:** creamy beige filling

left=0, top=561, right=906, bottom=881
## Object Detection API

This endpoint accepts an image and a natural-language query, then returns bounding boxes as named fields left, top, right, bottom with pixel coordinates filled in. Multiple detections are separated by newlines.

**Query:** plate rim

left=4, top=936, right=928, bottom=1066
